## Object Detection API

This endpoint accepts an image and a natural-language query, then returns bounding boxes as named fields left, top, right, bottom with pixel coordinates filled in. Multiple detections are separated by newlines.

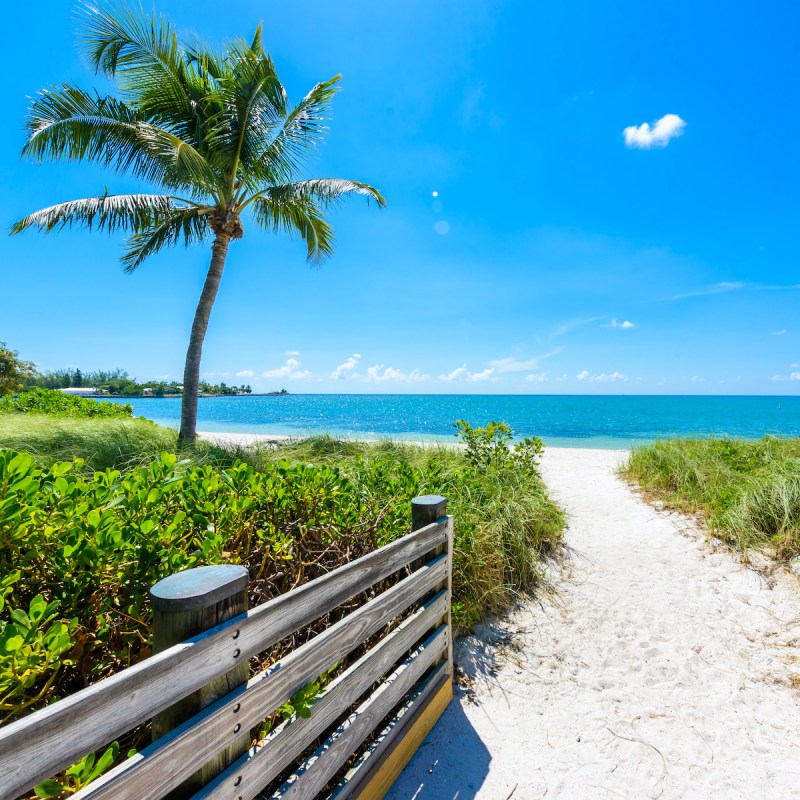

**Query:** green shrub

left=0, top=423, right=563, bottom=729
left=0, top=388, right=132, bottom=418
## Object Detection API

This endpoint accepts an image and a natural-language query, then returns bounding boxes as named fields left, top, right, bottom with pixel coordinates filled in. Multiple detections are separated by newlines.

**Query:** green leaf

left=34, top=779, right=65, bottom=798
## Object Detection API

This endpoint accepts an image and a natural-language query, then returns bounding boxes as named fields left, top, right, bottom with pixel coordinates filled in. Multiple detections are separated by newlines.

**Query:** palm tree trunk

left=178, top=233, right=231, bottom=447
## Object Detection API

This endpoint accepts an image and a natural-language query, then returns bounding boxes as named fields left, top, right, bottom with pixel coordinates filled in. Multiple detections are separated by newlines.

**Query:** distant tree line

left=24, top=368, right=257, bottom=397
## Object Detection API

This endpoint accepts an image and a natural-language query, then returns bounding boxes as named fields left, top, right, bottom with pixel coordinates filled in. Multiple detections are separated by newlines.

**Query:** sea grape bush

left=0, top=388, right=133, bottom=418
left=0, top=421, right=563, bottom=740
left=455, top=419, right=544, bottom=474
left=0, top=450, right=385, bottom=725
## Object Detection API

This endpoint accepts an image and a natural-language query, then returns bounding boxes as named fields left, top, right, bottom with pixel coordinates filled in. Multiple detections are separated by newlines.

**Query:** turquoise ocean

left=112, top=394, right=800, bottom=450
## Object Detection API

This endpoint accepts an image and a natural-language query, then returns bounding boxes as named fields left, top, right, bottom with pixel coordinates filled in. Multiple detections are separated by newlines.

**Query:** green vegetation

left=0, top=415, right=181, bottom=473
left=0, top=416, right=562, bottom=797
left=0, top=389, right=132, bottom=419
left=0, top=420, right=562, bottom=737
left=12, top=2, right=384, bottom=446
left=624, top=437, right=800, bottom=561
left=0, top=343, right=35, bottom=396
left=25, top=368, right=256, bottom=397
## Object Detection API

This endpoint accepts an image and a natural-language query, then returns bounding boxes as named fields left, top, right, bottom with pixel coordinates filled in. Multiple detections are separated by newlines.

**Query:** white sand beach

left=197, top=433, right=800, bottom=797
left=387, top=448, right=800, bottom=800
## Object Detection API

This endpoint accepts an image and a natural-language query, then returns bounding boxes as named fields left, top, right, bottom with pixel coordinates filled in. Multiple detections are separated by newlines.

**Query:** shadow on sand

left=383, top=692, right=492, bottom=799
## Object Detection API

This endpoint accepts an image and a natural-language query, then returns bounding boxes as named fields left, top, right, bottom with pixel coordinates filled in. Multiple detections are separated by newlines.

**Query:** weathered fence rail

left=0, top=495, right=453, bottom=800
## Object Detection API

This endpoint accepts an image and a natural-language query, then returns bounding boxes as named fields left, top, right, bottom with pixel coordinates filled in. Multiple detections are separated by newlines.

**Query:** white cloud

left=263, top=357, right=310, bottom=380
left=590, top=371, right=628, bottom=383
left=689, top=376, right=705, bottom=383
left=667, top=281, right=800, bottom=302
left=555, top=373, right=568, bottom=382
left=551, top=317, right=602, bottom=338
left=263, top=357, right=299, bottom=378
left=235, top=369, right=254, bottom=378
left=438, top=365, right=467, bottom=381
left=490, top=347, right=563, bottom=373
left=285, top=350, right=300, bottom=356
left=772, top=330, right=788, bottom=336
left=525, top=372, right=548, bottom=382
left=467, top=368, right=496, bottom=382
left=623, top=113, right=686, bottom=149
left=330, top=353, right=361, bottom=379
left=609, top=319, right=635, bottom=329
left=578, top=369, right=628, bottom=382
left=667, top=281, right=745, bottom=301
left=773, top=372, right=800, bottom=382
left=364, top=365, right=429, bottom=383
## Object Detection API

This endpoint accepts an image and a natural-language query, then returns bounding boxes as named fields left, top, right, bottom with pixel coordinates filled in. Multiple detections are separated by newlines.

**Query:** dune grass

left=623, top=437, right=800, bottom=561
left=212, top=433, right=565, bottom=627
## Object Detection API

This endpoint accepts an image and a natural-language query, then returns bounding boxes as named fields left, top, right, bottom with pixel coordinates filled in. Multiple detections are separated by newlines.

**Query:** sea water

left=110, top=394, right=800, bottom=450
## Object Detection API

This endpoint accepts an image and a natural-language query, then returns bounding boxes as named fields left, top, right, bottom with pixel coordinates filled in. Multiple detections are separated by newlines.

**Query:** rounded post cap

left=150, top=565, right=249, bottom=613
left=412, top=494, right=447, bottom=508
left=411, top=495, right=448, bottom=530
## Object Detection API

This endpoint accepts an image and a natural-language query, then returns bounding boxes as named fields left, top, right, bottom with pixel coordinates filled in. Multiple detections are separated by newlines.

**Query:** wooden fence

left=0, top=495, right=454, bottom=800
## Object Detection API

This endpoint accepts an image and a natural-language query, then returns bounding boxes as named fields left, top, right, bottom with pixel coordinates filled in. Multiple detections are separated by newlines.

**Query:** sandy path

left=386, top=448, right=800, bottom=800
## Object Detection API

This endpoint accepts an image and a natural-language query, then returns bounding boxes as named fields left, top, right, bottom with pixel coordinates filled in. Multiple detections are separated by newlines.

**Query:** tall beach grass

left=623, top=437, right=800, bottom=561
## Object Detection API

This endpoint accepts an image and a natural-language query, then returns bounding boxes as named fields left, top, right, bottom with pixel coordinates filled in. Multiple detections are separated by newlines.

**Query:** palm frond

left=204, top=34, right=286, bottom=182
left=22, top=84, right=220, bottom=195
left=255, top=179, right=386, bottom=209
left=250, top=195, right=334, bottom=265
left=121, top=207, right=209, bottom=272
left=77, top=1, right=204, bottom=140
left=11, top=194, right=177, bottom=235
left=246, top=76, right=340, bottom=187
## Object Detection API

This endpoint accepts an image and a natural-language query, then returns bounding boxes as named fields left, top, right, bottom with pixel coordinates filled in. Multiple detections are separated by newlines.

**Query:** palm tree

left=11, top=3, right=385, bottom=446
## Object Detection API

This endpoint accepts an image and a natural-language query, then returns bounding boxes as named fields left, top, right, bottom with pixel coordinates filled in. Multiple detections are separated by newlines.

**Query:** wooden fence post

left=150, top=564, right=250, bottom=796
left=410, top=496, right=452, bottom=677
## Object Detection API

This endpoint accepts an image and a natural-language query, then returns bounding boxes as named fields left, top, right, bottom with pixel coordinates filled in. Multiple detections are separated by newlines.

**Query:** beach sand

left=387, top=447, right=800, bottom=800
left=198, top=433, right=800, bottom=798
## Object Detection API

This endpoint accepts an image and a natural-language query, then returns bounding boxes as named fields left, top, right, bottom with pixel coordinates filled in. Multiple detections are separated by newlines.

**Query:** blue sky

left=2, top=0, right=799, bottom=394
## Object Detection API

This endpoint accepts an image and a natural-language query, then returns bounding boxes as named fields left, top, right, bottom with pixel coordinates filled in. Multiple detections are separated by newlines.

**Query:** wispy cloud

left=438, top=365, right=467, bottom=381
left=525, top=372, right=548, bottom=382
left=490, top=347, right=563, bottom=373
left=330, top=353, right=361, bottom=380
left=772, top=329, right=788, bottom=336
left=667, top=281, right=746, bottom=301
left=551, top=317, right=602, bottom=338
left=577, top=370, right=628, bottom=382
left=608, top=319, right=635, bottom=329
left=364, top=365, right=429, bottom=383
left=667, top=281, right=800, bottom=302
left=285, top=350, right=300, bottom=356
left=235, top=369, right=254, bottom=378
left=623, top=113, right=686, bottom=149
left=467, top=368, right=496, bottom=382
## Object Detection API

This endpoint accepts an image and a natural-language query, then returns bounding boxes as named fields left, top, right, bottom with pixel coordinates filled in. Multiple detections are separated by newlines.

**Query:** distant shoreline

left=107, top=392, right=289, bottom=399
